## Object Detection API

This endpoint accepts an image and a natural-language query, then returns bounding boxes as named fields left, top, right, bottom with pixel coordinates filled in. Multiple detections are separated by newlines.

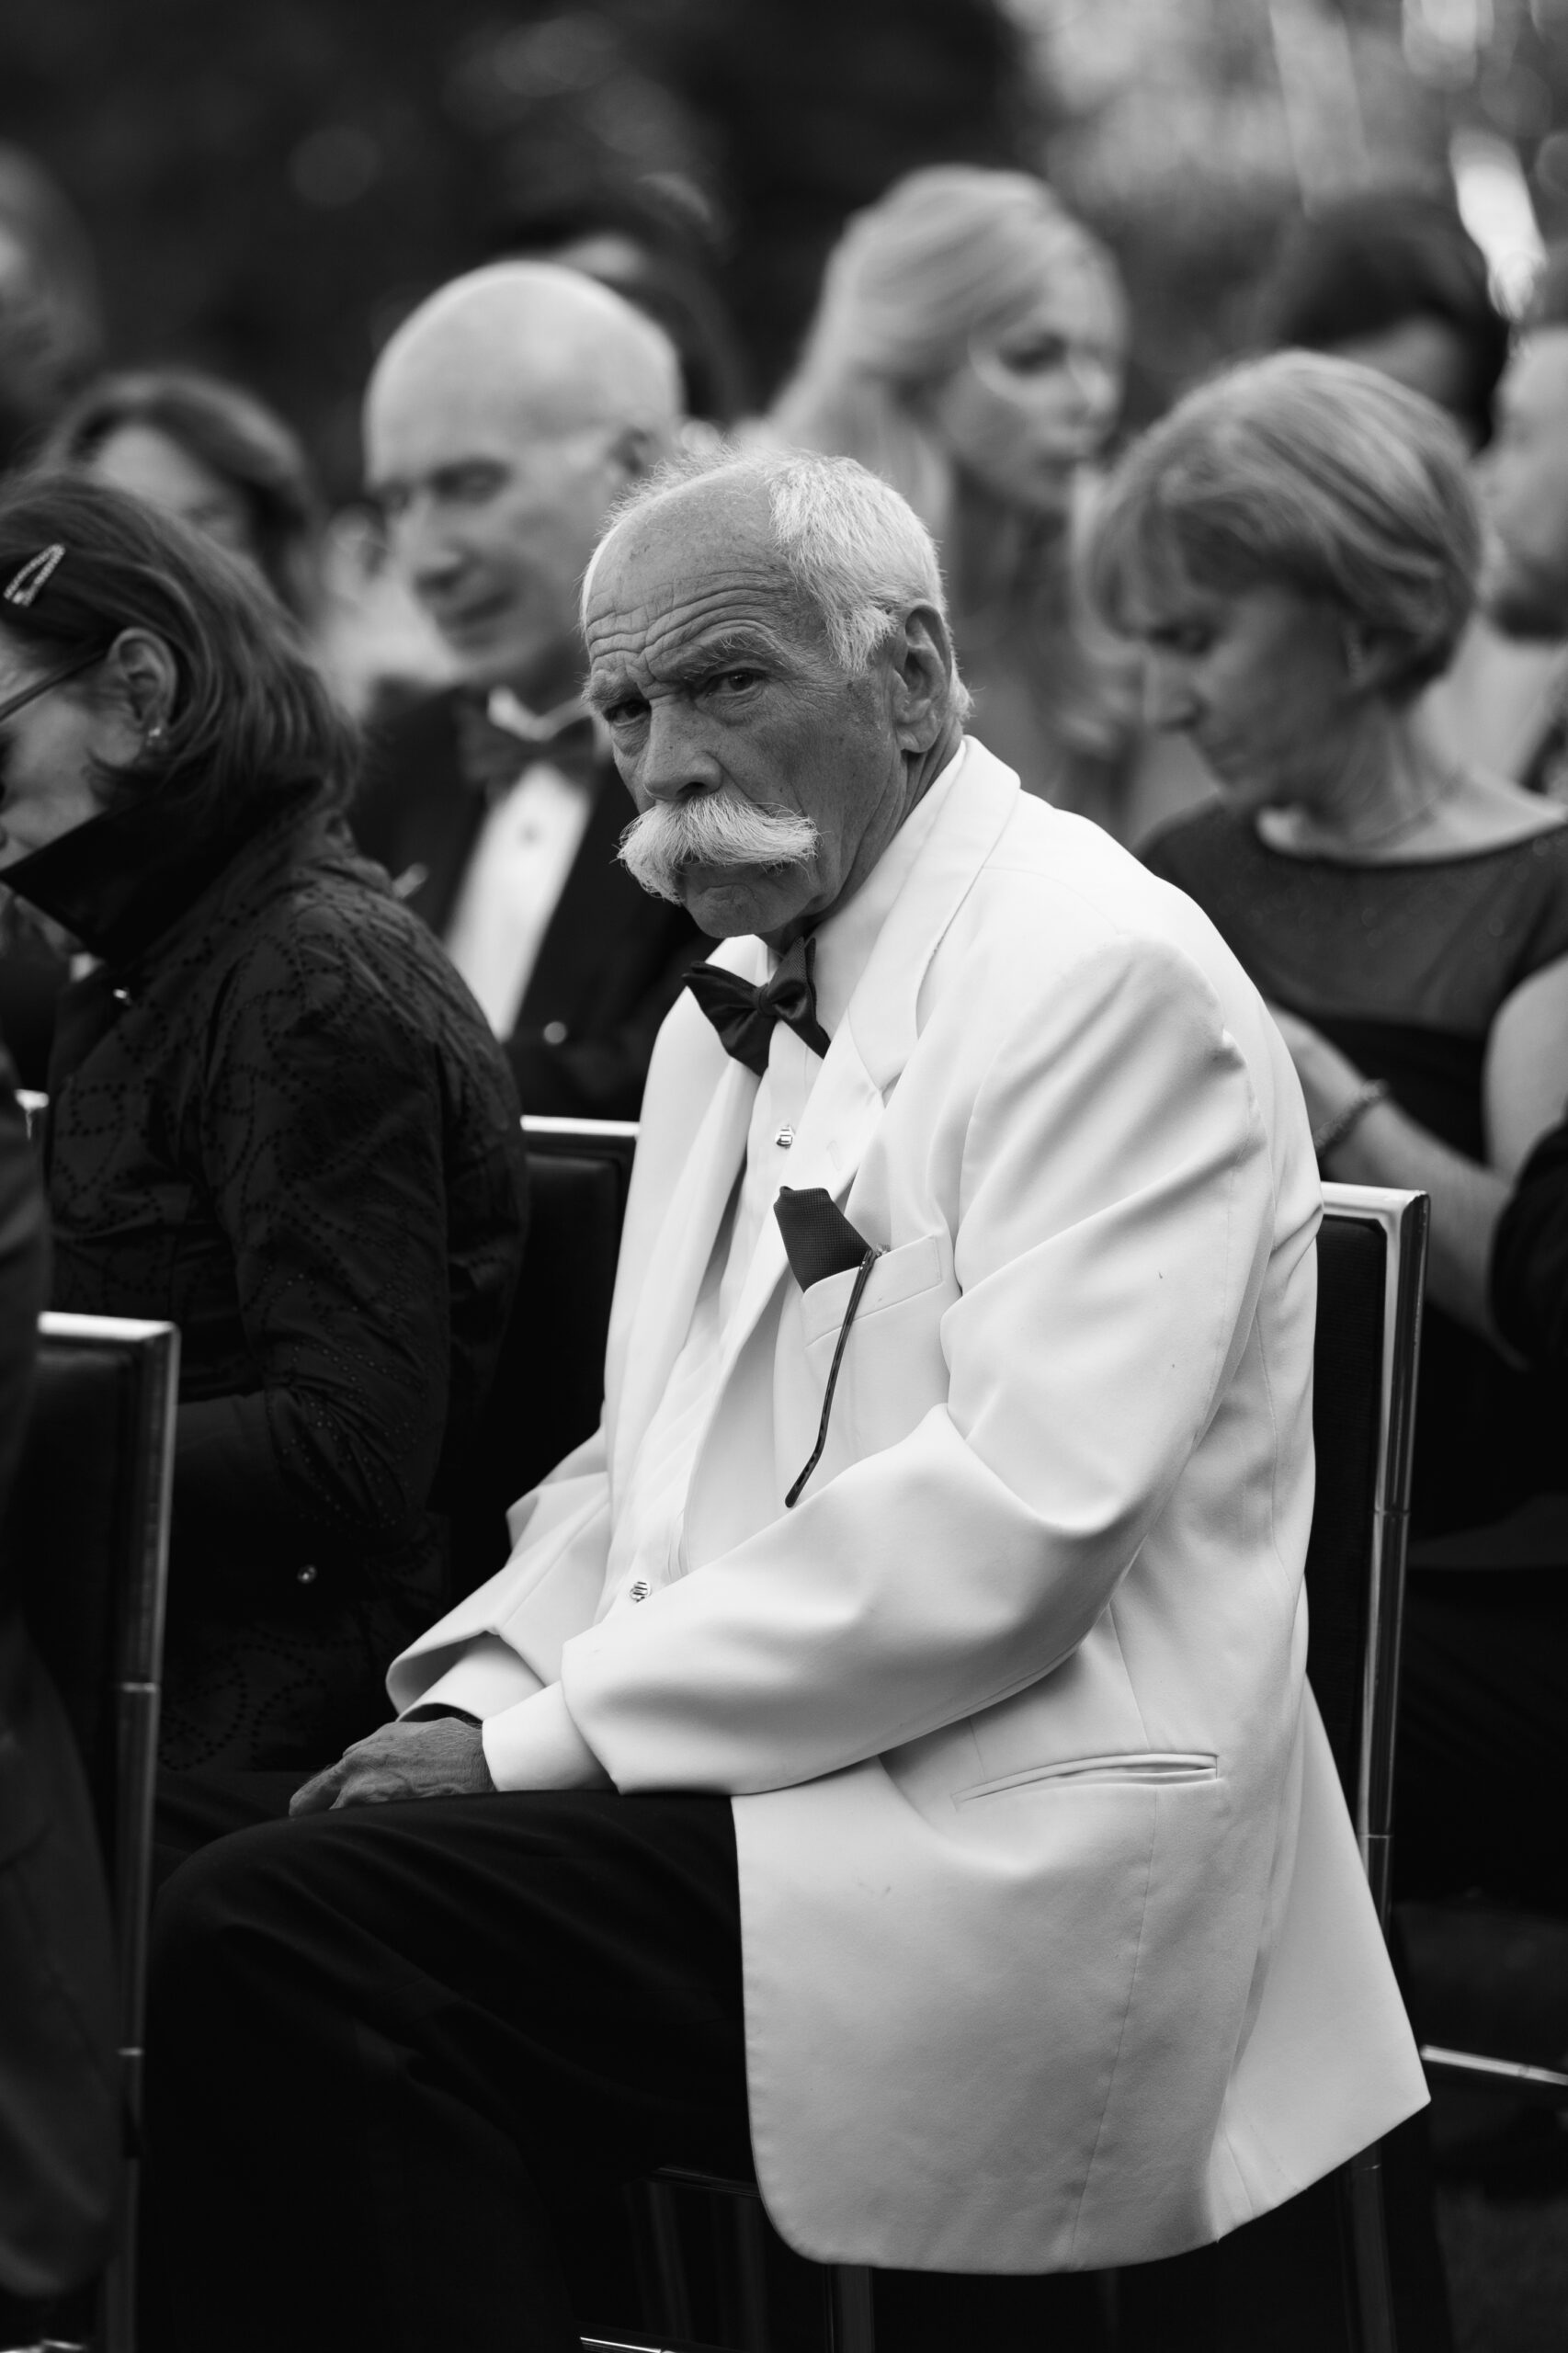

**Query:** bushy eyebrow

left=585, top=623, right=798, bottom=709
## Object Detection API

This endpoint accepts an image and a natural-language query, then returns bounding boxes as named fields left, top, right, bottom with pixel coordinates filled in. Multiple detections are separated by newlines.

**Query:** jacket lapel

left=378, top=694, right=486, bottom=935
left=517, top=756, right=638, bottom=1023
left=610, top=740, right=1021, bottom=1501
left=607, top=938, right=763, bottom=1495
left=705, top=740, right=1021, bottom=1380
left=710, top=1029, right=885, bottom=1386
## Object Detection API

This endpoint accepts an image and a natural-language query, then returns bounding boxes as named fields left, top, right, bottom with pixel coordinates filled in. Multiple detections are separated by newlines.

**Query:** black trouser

left=146, top=1776, right=1449, bottom=2353
left=148, top=1786, right=752, bottom=2353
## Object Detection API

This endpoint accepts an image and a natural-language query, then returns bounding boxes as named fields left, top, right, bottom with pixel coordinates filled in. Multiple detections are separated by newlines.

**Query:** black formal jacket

left=0, top=1059, right=118, bottom=2309
left=6, top=788, right=528, bottom=1774
left=353, top=688, right=704, bottom=1120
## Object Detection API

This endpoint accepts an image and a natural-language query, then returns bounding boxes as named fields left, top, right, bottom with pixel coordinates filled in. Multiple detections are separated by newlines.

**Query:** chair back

left=451, top=1118, right=638, bottom=1593
left=2, top=1310, right=178, bottom=2353
left=1305, top=1185, right=1427, bottom=1927
left=9, top=1314, right=177, bottom=1891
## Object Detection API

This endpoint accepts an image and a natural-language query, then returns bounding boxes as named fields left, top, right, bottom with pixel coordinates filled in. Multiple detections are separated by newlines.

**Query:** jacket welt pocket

left=800, top=1231, right=946, bottom=1349
left=954, top=1751, right=1220, bottom=1805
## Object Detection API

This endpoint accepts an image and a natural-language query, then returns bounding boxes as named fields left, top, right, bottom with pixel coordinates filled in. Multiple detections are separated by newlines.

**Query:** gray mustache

left=618, top=793, right=820, bottom=904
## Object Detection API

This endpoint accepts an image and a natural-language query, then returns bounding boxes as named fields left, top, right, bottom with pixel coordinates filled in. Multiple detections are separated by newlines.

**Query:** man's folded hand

left=290, top=1717, right=494, bottom=1815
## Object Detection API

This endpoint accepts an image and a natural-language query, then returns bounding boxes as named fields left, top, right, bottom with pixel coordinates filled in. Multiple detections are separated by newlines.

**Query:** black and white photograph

left=0, top=3, right=1565, bottom=2348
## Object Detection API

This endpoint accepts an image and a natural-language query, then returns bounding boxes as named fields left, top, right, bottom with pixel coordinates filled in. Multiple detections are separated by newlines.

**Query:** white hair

left=585, top=444, right=971, bottom=716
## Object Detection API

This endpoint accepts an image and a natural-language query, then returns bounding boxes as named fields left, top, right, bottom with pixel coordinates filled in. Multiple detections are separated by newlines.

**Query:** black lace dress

left=5, top=788, right=528, bottom=1774
left=1143, top=803, right=1568, bottom=1543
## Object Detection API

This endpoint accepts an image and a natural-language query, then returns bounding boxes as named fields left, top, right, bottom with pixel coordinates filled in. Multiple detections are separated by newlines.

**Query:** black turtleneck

left=3, top=782, right=312, bottom=971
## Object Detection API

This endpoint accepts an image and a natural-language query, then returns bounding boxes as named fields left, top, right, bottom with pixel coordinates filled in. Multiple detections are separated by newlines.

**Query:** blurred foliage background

left=2, top=0, right=1566, bottom=493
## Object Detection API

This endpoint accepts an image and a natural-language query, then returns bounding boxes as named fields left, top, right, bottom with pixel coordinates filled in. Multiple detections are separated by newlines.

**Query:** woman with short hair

left=44, top=366, right=323, bottom=626
left=0, top=475, right=526, bottom=1773
left=1090, top=349, right=1568, bottom=1908
left=769, top=165, right=1141, bottom=831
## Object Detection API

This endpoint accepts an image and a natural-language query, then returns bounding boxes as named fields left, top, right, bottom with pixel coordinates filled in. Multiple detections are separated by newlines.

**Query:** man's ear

left=886, top=603, right=956, bottom=751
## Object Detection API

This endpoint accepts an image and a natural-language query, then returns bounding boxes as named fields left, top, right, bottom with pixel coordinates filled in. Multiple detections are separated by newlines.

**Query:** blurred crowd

left=1, top=123, right=1567, bottom=2347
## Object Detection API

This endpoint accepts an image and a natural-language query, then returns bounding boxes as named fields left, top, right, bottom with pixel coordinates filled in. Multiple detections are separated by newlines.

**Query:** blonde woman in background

left=769, top=165, right=1144, bottom=832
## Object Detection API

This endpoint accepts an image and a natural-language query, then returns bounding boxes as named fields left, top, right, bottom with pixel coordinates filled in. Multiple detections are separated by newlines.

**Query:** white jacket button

left=629, top=1577, right=651, bottom=1602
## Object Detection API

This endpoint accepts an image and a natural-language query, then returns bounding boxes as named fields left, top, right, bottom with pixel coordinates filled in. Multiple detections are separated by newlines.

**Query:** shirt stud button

left=629, top=1577, right=651, bottom=1602
left=542, top=1020, right=569, bottom=1045
left=296, top=1564, right=318, bottom=1586
left=775, top=1124, right=795, bottom=1149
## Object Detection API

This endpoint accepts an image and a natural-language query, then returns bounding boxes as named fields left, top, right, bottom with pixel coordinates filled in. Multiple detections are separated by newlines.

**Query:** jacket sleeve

left=487, top=934, right=1283, bottom=1795
left=172, top=929, right=458, bottom=1587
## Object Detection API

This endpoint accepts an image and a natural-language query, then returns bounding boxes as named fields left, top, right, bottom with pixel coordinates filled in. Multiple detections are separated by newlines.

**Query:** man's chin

left=679, top=862, right=815, bottom=939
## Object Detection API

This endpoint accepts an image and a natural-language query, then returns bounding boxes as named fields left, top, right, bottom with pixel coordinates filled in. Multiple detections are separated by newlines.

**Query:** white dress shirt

left=472, top=750, right=965, bottom=1790
left=442, top=691, right=597, bottom=1038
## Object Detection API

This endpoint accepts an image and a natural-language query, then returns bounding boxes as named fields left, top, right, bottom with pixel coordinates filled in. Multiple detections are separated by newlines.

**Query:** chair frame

left=1317, top=1183, right=1428, bottom=1935
left=32, top=1312, right=180, bottom=2353
left=1316, top=1185, right=1429, bottom=2353
left=523, top=1113, right=640, bottom=1154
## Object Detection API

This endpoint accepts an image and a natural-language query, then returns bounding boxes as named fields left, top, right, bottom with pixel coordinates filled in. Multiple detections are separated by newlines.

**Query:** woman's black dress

left=1144, top=804, right=1568, bottom=1904
left=6, top=787, right=528, bottom=1774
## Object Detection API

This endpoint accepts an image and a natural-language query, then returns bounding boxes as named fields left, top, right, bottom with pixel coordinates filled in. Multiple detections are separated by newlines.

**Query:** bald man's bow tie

left=685, top=935, right=831, bottom=1074
left=453, top=691, right=600, bottom=801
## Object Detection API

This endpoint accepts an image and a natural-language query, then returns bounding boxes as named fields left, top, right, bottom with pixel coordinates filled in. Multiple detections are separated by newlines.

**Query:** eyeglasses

left=0, top=651, right=103, bottom=730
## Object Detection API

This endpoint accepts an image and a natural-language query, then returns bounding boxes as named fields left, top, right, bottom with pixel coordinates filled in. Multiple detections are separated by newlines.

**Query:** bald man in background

left=353, top=262, right=702, bottom=1119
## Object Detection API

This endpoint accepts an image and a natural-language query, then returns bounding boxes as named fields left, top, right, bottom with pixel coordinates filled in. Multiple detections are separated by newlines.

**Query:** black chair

left=6, top=1311, right=179, bottom=2353
left=449, top=1115, right=638, bottom=1597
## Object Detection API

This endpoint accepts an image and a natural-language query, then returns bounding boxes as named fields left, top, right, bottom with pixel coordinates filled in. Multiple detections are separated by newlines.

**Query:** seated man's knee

left=150, top=1819, right=309, bottom=2035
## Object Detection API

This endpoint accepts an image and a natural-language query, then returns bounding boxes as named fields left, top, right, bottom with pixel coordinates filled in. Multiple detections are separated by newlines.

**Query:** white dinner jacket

left=392, top=740, right=1427, bottom=2273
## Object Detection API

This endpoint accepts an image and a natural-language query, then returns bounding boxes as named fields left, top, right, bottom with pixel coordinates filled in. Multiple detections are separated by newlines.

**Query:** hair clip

left=3, top=545, right=65, bottom=608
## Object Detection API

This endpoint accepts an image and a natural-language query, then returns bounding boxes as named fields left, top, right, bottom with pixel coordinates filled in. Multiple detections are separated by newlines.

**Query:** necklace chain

left=1275, top=759, right=1466, bottom=856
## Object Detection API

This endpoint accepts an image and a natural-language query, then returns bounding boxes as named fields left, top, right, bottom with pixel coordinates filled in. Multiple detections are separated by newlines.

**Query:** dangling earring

left=144, top=720, right=168, bottom=752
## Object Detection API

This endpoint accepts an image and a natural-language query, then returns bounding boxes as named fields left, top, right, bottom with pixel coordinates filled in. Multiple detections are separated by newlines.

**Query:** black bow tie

left=686, top=935, right=831, bottom=1075
left=453, top=695, right=600, bottom=801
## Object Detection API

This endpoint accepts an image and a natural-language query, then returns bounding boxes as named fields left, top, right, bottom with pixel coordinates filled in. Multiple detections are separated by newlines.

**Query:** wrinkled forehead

left=584, top=481, right=821, bottom=664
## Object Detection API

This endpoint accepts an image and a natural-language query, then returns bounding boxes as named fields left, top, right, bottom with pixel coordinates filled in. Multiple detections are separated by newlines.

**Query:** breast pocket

left=797, top=1231, right=954, bottom=1474
left=953, top=1752, right=1220, bottom=1805
left=799, top=1231, right=947, bottom=1347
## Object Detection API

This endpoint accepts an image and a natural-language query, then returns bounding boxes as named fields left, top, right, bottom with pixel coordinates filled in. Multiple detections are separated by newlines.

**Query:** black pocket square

left=774, top=1187, right=870, bottom=1290
left=775, top=1188, right=879, bottom=1508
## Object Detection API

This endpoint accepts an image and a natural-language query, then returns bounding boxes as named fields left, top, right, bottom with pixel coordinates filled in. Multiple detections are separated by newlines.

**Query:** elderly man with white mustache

left=145, top=449, right=1426, bottom=2352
